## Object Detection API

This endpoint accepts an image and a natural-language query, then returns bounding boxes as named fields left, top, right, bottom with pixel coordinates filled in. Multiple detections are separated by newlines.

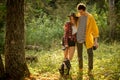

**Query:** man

left=76, top=3, right=99, bottom=75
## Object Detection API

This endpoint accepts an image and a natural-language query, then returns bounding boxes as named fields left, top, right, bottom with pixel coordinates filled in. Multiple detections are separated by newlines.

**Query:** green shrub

left=26, top=14, right=64, bottom=49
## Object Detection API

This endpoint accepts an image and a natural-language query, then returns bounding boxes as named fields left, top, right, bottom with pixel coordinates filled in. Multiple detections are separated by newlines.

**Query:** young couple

left=59, top=3, right=99, bottom=76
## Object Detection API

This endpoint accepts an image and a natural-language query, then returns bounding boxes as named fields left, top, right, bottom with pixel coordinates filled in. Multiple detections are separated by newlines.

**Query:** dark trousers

left=77, top=42, right=93, bottom=70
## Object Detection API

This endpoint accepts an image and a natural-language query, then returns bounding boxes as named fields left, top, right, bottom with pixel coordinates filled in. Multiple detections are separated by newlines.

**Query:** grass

left=26, top=42, right=120, bottom=80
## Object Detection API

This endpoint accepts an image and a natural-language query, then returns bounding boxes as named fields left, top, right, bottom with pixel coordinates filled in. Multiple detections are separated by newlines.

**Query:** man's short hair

left=77, top=3, right=86, bottom=11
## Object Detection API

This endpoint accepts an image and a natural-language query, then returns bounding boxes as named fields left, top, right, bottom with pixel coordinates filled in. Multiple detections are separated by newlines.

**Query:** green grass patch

left=26, top=42, right=120, bottom=80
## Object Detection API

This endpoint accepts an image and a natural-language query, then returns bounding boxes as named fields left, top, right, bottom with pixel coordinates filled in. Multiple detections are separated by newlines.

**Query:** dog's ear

left=64, top=59, right=71, bottom=69
left=59, top=59, right=71, bottom=76
left=63, top=60, right=71, bottom=75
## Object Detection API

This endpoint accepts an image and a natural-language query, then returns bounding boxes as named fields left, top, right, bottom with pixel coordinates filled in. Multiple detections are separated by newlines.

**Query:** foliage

left=26, top=12, right=64, bottom=49
left=0, top=0, right=120, bottom=50
left=24, top=0, right=110, bottom=49
left=25, top=0, right=97, bottom=20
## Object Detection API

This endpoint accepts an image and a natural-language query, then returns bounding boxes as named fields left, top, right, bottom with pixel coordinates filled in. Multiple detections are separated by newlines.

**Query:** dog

left=59, top=59, right=71, bottom=76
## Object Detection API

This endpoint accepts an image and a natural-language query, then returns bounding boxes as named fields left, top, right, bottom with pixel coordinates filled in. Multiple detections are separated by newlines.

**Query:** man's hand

left=94, top=38, right=98, bottom=48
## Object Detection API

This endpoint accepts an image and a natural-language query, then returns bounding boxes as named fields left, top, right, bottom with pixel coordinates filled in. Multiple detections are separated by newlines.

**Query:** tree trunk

left=5, top=0, right=30, bottom=80
left=0, top=54, right=4, bottom=79
left=108, top=0, right=116, bottom=40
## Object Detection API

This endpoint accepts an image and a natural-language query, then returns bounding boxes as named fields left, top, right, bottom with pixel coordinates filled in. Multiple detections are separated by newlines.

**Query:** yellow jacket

left=77, top=12, right=99, bottom=49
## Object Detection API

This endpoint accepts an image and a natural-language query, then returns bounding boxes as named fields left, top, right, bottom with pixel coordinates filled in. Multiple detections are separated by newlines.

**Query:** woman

left=59, top=13, right=78, bottom=76
left=62, top=13, right=78, bottom=61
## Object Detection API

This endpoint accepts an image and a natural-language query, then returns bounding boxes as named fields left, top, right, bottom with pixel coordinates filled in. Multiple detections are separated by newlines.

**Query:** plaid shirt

left=63, top=22, right=77, bottom=46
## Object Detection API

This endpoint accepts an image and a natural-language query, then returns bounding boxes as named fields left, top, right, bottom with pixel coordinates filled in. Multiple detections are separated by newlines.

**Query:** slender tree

left=108, top=0, right=116, bottom=40
left=0, top=0, right=5, bottom=79
left=5, top=0, right=30, bottom=80
left=0, top=55, right=4, bottom=79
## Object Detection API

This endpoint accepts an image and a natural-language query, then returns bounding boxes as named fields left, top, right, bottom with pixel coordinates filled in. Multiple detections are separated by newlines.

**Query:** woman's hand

left=65, top=45, right=69, bottom=48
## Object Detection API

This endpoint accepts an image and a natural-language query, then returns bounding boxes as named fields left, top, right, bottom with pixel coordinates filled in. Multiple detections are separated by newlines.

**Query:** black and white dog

left=59, top=59, right=71, bottom=76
